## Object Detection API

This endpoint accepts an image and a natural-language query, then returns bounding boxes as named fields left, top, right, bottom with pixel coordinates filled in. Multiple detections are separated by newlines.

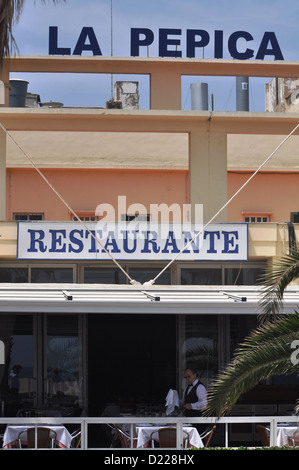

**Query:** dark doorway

left=88, top=314, right=177, bottom=416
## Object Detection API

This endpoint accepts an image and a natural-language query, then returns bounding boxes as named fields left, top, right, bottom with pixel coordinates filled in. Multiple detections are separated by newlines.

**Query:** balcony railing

left=0, top=415, right=298, bottom=449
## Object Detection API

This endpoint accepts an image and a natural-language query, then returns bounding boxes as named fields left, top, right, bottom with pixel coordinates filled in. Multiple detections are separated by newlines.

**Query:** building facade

left=0, top=57, right=298, bottom=444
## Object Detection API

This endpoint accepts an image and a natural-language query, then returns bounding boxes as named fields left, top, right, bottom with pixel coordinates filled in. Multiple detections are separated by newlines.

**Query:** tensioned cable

left=2, top=121, right=299, bottom=288
left=0, top=122, right=134, bottom=285
left=146, top=121, right=299, bottom=286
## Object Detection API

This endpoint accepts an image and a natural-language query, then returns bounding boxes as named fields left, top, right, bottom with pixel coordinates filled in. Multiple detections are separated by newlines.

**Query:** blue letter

left=49, top=26, right=71, bottom=55
left=204, top=231, right=220, bottom=253
left=69, top=230, right=84, bottom=253
left=121, top=230, right=139, bottom=254
left=131, top=28, right=154, bottom=56
left=49, top=230, right=66, bottom=252
left=73, top=27, right=102, bottom=55
left=161, top=232, right=180, bottom=253
left=159, top=29, right=182, bottom=57
left=85, top=230, right=100, bottom=253
left=214, top=30, right=224, bottom=59
left=27, top=230, right=47, bottom=253
left=141, top=231, right=160, bottom=253
left=187, top=30, right=209, bottom=58
left=102, top=232, right=121, bottom=253
left=228, top=31, right=254, bottom=60
left=182, top=231, right=200, bottom=253
left=255, top=32, right=284, bottom=60
left=222, top=231, right=239, bottom=253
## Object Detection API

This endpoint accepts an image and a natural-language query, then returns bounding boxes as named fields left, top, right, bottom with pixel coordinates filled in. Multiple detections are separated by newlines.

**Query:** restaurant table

left=276, top=425, right=298, bottom=447
left=136, top=425, right=204, bottom=448
left=3, top=424, right=73, bottom=448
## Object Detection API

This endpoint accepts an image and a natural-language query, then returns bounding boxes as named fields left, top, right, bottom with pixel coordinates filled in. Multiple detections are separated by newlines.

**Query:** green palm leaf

left=259, top=250, right=299, bottom=321
left=0, top=0, right=65, bottom=62
left=205, top=313, right=299, bottom=417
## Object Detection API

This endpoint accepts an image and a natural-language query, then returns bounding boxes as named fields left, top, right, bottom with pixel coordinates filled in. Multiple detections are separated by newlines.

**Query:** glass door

left=40, top=314, right=84, bottom=416
left=0, top=313, right=85, bottom=417
left=0, top=315, right=36, bottom=416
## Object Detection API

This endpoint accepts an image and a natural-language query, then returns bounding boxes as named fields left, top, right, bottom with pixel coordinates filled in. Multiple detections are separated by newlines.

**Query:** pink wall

left=6, top=168, right=299, bottom=223
left=6, top=168, right=189, bottom=221
left=228, top=171, right=299, bottom=222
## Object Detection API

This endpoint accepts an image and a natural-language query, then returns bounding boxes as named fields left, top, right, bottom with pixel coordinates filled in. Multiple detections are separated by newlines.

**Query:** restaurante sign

left=48, top=26, right=284, bottom=60
left=17, top=222, right=248, bottom=261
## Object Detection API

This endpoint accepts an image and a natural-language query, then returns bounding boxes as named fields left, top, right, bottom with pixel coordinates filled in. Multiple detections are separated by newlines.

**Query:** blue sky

left=10, top=0, right=299, bottom=110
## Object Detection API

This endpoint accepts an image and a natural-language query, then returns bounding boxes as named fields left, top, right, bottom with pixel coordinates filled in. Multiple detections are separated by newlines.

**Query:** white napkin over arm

left=165, top=389, right=180, bottom=416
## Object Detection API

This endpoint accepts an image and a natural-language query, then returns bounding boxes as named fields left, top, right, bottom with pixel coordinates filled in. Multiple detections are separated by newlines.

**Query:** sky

left=10, top=0, right=299, bottom=110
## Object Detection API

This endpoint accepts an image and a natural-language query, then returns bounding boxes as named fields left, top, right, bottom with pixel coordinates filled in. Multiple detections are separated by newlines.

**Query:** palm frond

left=0, top=0, right=65, bottom=63
left=0, top=0, right=24, bottom=62
left=205, top=313, right=299, bottom=417
left=258, top=250, right=299, bottom=322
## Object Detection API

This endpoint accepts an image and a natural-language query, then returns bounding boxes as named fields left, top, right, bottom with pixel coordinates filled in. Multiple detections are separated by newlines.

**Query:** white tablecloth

left=136, top=425, right=203, bottom=448
left=3, top=424, right=73, bottom=448
left=277, top=426, right=298, bottom=447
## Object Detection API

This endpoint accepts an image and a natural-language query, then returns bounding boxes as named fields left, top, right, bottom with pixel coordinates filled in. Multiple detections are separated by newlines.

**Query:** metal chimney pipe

left=236, top=76, right=249, bottom=111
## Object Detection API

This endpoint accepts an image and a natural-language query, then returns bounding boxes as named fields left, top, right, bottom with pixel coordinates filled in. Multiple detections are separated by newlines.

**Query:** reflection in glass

left=180, top=315, right=218, bottom=393
left=0, top=315, right=34, bottom=416
left=0, top=268, right=28, bottom=283
left=84, top=267, right=127, bottom=284
left=31, top=268, right=73, bottom=283
left=46, top=316, right=82, bottom=413
left=224, top=267, right=265, bottom=285
left=129, top=268, right=171, bottom=285
left=181, top=268, right=222, bottom=285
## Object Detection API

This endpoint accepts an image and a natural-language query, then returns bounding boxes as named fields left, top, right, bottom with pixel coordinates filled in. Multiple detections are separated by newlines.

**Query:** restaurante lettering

left=17, top=222, right=248, bottom=261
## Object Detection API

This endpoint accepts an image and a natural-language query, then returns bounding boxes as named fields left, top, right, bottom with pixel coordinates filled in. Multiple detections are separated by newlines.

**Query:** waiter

left=182, top=367, right=207, bottom=433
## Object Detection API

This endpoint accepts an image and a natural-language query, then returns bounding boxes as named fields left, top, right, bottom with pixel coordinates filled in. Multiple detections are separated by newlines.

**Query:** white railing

left=0, top=416, right=298, bottom=449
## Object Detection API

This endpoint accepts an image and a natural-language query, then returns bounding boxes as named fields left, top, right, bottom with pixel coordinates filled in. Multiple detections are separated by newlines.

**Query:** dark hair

left=185, top=367, right=198, bottom=377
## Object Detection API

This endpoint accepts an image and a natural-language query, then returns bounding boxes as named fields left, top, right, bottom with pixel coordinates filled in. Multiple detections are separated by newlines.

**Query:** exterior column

left=150, top=71, right=181, bottom=110
left=0, top=128, right=6, bottom=220
left=189, top=129, right=227, bottom=223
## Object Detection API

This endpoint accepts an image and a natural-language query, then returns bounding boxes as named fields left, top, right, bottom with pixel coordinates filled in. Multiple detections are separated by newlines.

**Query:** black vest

left=184, top=381, right=203, bottom=417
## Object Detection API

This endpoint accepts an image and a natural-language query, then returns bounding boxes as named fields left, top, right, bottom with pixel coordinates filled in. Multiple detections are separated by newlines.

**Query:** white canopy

left=0, top=284, right=298, bottom=315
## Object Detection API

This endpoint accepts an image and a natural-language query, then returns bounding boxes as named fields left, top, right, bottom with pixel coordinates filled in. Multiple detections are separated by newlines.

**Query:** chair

left=200, top=425, right=216, bottom=447
left=70, top=428, right=81, bottom=448
left=18, top=427, right=57, bottom=448
left=101, top=424, right=120, bottom=448
left=256, top=424, right=270, bottom=447
left=114, top=425, right=138, bottom=448
left=152, top=427, right=189, bottom=448
left=288, top=430, right=299, bottom=447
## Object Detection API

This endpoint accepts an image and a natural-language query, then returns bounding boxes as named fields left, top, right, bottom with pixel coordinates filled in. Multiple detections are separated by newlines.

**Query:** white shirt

left=183, top=379, right=207, bottom=411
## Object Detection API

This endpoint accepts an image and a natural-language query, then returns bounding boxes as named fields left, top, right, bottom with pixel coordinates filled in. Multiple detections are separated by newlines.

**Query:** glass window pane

left=181, top=268, right=222, bottom=285
left=129, top=268, right=171, bottom=285
left=31, top=268, right=73, bottom=283
left=225, top=267, right=265, bottom=285
left=0, top=315, right=34, bottom=416
left=0, top=267, right=28, bottom=283
left=84, top=267, right=127, bottom=284
left=180, top=315, right=218, bottom=390
left=46, top=315, right=83, bottom=412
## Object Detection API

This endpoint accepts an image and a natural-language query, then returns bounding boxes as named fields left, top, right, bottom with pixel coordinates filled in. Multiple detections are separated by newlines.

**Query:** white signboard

left=17, top=222, right=248, bottom=261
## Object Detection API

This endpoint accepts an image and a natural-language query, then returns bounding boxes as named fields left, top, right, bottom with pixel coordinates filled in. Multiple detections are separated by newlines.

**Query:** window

left=290, top=212, right=299, bottom=223
left=0, top=267, right=28, bottom=283
left=71, top=210, right=97, bottom=222
left=242, top=212, right=271, bottom=223
left=181, top=268, right=222, bottom=285
left=121, top=214, right=151, bottom=222
left=13, top=213, right=44, bottom=221
left=84, top=267, right=127, bottom=284
left=31, top=267, right=74, bottom=283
